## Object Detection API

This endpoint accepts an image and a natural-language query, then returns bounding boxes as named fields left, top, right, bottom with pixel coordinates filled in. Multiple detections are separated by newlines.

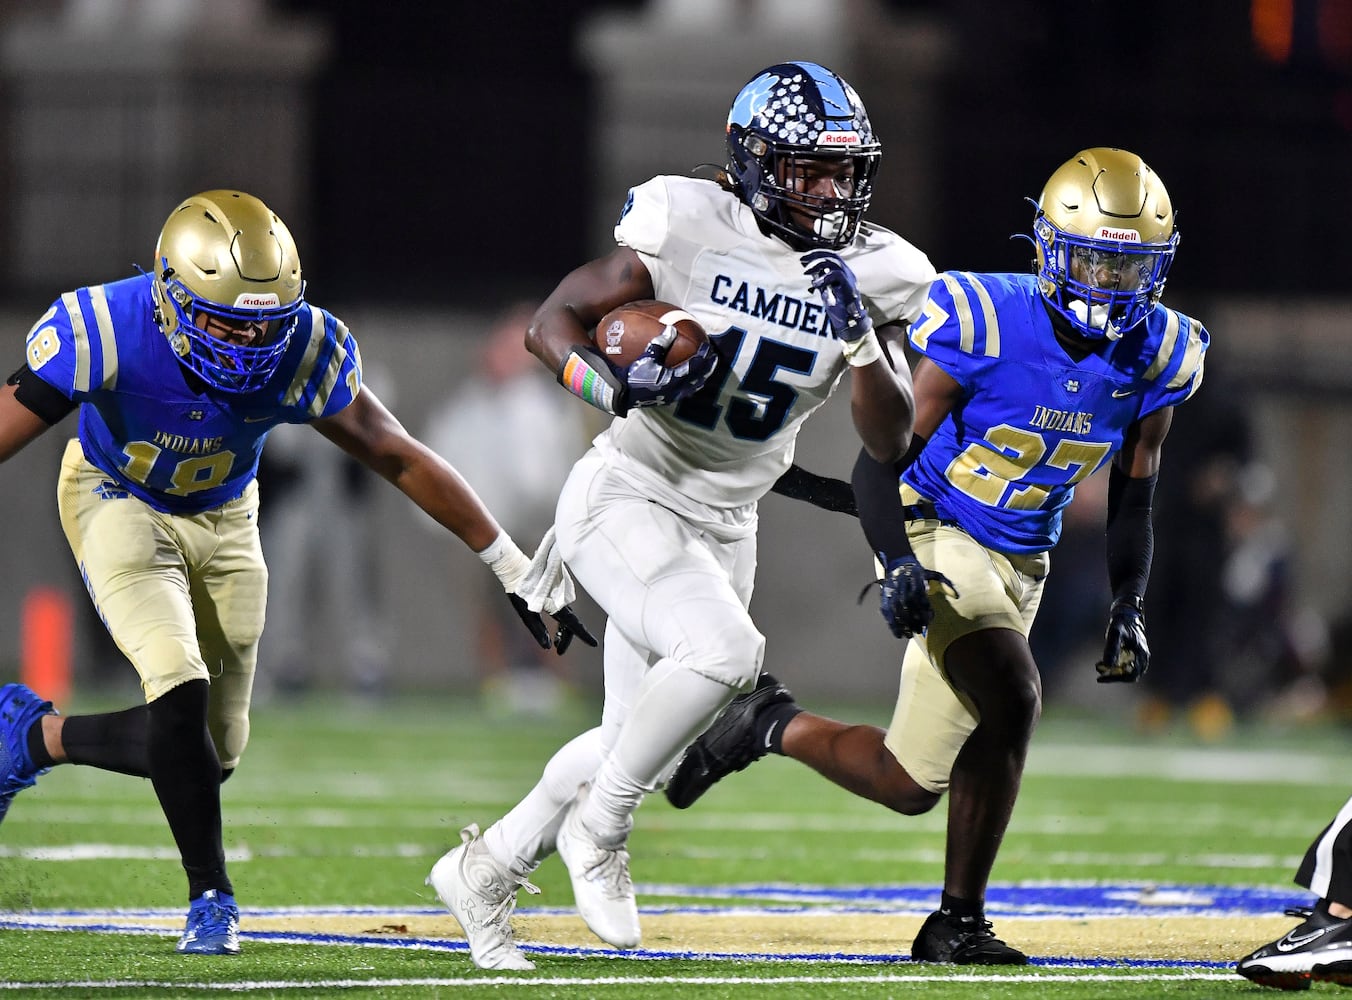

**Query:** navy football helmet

left=726, top=61, right=880, bottom=250
left=1031, top=148, right=1178, bottom=341
left=151, top=190, right=306, bottom=392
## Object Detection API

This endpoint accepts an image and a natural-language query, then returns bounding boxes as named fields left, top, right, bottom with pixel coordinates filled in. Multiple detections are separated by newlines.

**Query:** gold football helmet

left=151, top=190, right=305, bottom=392
left=1031, top=148, right=1178, bottom=340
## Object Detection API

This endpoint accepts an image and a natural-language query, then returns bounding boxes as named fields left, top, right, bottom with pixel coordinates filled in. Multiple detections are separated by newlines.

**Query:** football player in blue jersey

left=666, top=148, right=1208, bottom=964
left=0, top=190, right=593, bottom=955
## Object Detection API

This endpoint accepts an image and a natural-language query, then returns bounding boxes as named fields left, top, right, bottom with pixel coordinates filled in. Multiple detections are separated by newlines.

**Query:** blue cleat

left=176, top=889, right=241, bottom=955
left=0, top=683, right=58, bottom=826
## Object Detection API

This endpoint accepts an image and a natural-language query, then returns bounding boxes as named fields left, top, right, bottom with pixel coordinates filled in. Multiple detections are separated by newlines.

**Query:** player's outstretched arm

left=0, top=375, right=63, bottom=462
left=313, top=387, right=596, bottom=653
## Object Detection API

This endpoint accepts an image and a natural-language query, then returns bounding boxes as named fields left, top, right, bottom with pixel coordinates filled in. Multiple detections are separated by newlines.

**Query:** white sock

left=580, top=661, right=737, bottom=839
left=485, top=727, right=603, bottom=876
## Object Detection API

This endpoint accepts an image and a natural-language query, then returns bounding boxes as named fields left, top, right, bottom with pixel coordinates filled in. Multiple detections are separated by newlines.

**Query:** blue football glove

left=623, top=325, right=718, bottom=410
left=1095, top=599, right=1150, bottom=683
left=802, top=250, right=873, bottom=341
left=859, top=554, right=959, bottom=639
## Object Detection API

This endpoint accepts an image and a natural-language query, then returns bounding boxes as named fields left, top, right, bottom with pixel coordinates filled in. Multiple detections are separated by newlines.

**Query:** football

left=594, top=300, right=708, bottom=369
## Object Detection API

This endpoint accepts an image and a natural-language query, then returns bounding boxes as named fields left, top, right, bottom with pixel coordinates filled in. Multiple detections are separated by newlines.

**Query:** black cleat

left=911, top=909, right=1028, bottom=965
left=664, top=672, right=797, bottom=810
left=1237, top=906, right=1352, bottom=991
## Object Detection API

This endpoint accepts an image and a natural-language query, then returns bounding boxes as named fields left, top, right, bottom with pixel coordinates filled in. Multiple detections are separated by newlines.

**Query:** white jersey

left=597, top=175, right=935, bottom=508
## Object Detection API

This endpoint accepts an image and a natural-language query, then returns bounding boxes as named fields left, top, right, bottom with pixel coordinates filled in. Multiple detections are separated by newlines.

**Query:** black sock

left=184, top=861, right=234, bottom=902
left=26, top=722, right=54, bottom=770
left=941, top=891, right=983, bottom=920
left=147, top=680, right=233, bottom=902
left=61, top=706, right=152, bottom=777
left=760, top=702, right=803, bottom=755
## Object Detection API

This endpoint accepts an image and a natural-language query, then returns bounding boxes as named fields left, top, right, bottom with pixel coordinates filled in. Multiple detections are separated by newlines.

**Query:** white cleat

left=555, top=786, right=640, bottom=949
left=427, top=823, right=539, bottom=970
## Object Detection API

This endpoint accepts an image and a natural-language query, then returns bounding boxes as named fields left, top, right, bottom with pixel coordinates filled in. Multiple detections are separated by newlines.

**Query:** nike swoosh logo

left=243, top=416, right=272, bottom=423
left=1111, top=388, right=1135, bottom=398
left=763, top=720, right=780, bottom=751
left=1277, top=926, right=1330, bottom=951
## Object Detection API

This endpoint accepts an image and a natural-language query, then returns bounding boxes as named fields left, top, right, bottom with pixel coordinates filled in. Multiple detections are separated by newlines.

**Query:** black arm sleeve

left=7, top=364, right=76, bottom=425
left=770, top=464, right=858, bottom=516
left=851, top=442, right=921, bottom=561
left=1105, top=462, right=1157, bottom=606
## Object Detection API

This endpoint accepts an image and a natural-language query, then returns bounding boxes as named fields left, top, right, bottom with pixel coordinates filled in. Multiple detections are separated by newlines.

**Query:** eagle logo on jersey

left=92, top=481, right=130, bottom=501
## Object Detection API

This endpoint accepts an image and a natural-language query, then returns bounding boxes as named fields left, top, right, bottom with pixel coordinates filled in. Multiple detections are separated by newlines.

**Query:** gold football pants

left=882, top=485, right=1049, bottom=794
left=56, top=439, right=266, bottom=769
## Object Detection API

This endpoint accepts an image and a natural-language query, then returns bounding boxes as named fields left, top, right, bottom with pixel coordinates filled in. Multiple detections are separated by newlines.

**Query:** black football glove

left=859, top=554, right=959, bottom=639
left=624, top=327, right=718, bottom=410
left=802, top=250, right=873, bottom=341
left=507, top=593, right=598, bottom=655
left=1095, top=598, right=1150, bottom=683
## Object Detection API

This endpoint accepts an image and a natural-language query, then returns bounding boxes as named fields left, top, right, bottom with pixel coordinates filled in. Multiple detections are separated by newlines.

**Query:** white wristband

left=842, top=329, right=883, bottom=367
left=477, top=531, right=531, bottom=593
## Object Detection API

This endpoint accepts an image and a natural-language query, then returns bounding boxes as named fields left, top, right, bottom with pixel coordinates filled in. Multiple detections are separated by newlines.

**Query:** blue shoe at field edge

left=0, top=682, right=58, bottom=826
left=177, top=889, right=241, bottom=955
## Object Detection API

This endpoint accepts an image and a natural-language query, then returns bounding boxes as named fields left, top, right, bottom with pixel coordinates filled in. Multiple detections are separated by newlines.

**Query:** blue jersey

left=904, top=271, right=1208, bottom=555
left=24, top=274, right=362, bottom=514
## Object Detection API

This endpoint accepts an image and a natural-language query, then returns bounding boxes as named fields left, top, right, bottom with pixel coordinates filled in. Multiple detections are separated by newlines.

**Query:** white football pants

left=485, top=448, right=765, bottom=873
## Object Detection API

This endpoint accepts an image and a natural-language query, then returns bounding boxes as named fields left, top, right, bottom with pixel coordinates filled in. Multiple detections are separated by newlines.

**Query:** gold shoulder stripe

left=62, top=291, right=91, bottom=393
left=283, top=306, right=327, bottom=407
left=305, top=317, right=352, bottom=419
left=1166, top=316, right=1206, bottom=391
left=938, top=273, right=1001, bottom=358
left=957, top=271, right=1000, bottom=358
left=1143, top=309, right=1180, bottom=382
left=88, top=285, right=118, bottom=390
left=938, top=273, right=977, bottom=354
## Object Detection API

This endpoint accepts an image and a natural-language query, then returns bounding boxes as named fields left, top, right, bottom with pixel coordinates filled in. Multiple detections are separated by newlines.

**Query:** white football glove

left=517, top=526, right=576, bottom=615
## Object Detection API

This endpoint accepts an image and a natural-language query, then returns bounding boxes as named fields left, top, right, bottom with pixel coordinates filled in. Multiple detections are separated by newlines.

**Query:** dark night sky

left=276, top=0, right=1352, bottom=305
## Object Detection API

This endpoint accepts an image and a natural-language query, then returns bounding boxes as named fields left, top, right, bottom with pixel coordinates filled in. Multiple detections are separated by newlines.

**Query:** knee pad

left=674, top=605, right=765, bottom=690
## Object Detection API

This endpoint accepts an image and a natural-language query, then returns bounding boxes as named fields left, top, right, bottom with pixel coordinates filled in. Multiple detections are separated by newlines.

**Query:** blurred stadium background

left=0, top=0, right=1349, bottom=733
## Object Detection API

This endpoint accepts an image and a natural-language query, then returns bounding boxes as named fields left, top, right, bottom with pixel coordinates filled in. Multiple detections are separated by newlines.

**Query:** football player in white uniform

left=0, top=191, right=593, bottom=956
left=665, top=148, right=1209, bottom=964
left=1238, top=793, right=1352, bottom=989
left=427, top=61, right=936, bottom=968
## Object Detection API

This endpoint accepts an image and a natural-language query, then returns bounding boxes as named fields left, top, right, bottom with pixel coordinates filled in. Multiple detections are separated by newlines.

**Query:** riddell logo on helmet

left=234, top=293, right=281, bottom=308
left=818, top=131, right=861, bottom=147
left=1095, top=227, right=1141, bottom=242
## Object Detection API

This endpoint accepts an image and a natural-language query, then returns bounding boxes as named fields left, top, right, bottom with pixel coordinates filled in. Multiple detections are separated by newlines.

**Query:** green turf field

left=0, top=687, right=1346, bottom=997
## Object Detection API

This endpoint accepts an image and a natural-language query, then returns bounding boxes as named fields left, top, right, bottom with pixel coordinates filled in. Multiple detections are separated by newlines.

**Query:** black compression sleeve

left=851, top=446, right=914, bottom=561
left=770, top=464, right=858, bottom=516
left=8, top=364, right=76, bottom=425
left=1105, top=463, right=1157, bottom=605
